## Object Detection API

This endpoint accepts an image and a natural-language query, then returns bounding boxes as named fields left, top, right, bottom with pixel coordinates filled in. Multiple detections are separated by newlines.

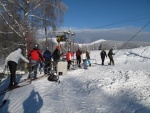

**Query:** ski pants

left=8, top=61, right=17, bottom=86
left=28, top=64, right=38, bottom=79
left=67, top=60, right=72, bottom=69
left=83, top=59, right=87, bottom=69
left=44, top=61, right=51, bottom=74
left=76, top=56, right=81, bottom=66
left=28, top=60, right=38, bottom=79
left=53, top=61, right=58, bottom=73
left=101, top=56, right=105, bottom=65
left=109, top=56, right=114, bottom=65
left=87, top=59, right=91, bottom=66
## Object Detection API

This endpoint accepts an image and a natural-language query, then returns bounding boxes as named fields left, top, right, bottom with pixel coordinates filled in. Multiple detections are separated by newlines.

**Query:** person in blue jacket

left=43, top=47, right=52, bottom=74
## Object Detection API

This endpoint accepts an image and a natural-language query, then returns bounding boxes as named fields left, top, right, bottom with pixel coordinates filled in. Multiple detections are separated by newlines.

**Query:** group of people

left=75, top=48, right=115, bottom=67
left=4, top=44, right=63, bottom=88
left=75, top=48, right=91, bottom=68
left=65, top=48, right=91, bottom=70
left=100, top=48, right=115, bottom=65
left=4, top=43, right=115, bottom=88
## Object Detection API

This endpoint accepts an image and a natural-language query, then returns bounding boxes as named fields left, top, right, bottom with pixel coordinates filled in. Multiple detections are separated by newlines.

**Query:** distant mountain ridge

left=82, top=39, right=150, bottom=50
left=38, top=38, right=150, bottom=51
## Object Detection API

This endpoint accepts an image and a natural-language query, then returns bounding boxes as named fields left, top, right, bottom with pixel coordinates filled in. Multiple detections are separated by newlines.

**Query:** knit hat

left=17, top=48, right=22, bottom=53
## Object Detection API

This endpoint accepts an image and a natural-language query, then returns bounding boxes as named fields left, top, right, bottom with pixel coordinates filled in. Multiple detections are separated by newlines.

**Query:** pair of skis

left=0, top=79, right=31, bottom=95
left=0, top=74, right=47, bottom=94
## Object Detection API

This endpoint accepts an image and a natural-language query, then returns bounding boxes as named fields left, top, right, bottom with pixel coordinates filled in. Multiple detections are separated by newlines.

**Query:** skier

left=108, top=48, right=115, bottom=65
left=43, top=47, right=52, bottom=75
left=28, top=44, right=44, bottom=79
left=66, top=50, right=74, bottom=70
left=5, top=48, right=29, bottom=87
left=76, top=48, right=82, bottom=67
left=52, top=46, right=63, bottom=73
left=81, top=50, right=87, bottom=69
left=100, top=49, right=107, bottom=65
left=86, top=51, right=91, bottom=66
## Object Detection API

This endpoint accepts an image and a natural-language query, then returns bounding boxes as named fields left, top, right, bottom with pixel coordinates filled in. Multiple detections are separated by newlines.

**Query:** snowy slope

left=0, top=46, right=150, bottom=113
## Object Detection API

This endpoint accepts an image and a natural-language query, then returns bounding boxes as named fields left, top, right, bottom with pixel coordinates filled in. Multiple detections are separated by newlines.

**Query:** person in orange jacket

left=66, top=50, right=74, bottom=70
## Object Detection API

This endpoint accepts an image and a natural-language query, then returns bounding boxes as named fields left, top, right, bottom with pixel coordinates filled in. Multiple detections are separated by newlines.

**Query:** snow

left=0, top=46, right=150, bottom=113
left=78, top=39, right=106, bottom=47
left=91, top=39, right=106, bottom=44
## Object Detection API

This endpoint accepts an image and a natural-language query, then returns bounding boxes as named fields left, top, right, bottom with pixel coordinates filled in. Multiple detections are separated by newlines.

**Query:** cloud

left=37, top=26, right=150, bottom=43
left=61, top=27, right=150, bottom=43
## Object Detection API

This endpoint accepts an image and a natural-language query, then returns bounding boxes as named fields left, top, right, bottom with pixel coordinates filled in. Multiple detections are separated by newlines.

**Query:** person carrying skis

left=5, top=48, right=29, bottom=87
left=28, top=44, right=44, bottom=79
left=52, top=45, right=63, bottom=73
left=76, top=48, right=82, bottom=67
left=43, top=47, right=52, bottom=75
left=86, top=51, right=91, bottom=66
left=66, top=50, right=74, bottom=70
left=100, top=49, right=107, bottom=65
left=108, top=48, right=115, bottom=65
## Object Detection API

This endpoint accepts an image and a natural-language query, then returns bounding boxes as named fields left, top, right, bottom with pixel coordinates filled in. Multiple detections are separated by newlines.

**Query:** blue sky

left=62, top=0, right=150, bottom=29
left=60, top=0, right=150, bottom=43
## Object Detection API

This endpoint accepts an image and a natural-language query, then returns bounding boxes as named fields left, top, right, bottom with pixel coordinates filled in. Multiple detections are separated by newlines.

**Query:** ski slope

left=0, top=46, right=150, bottom=113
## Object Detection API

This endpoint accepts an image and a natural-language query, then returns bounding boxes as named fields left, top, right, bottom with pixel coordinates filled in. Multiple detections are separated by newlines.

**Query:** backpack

left=30, top=50, right=40, bottom=61
left=47, top=73, right=60, bottom=83
left=43, top=53, right=51, bottom=59
left=43, top=50, right=52, bottom=59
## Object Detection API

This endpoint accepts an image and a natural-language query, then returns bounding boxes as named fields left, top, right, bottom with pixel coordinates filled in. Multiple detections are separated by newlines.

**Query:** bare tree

left=0, top=0, right=67, bottom=57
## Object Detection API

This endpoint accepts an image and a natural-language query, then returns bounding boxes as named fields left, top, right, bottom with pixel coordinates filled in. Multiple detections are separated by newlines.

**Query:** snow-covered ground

left=0, top=46, right=150, bottom=113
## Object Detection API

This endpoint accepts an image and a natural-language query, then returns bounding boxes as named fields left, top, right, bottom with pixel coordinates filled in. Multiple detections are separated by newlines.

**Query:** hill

left=0, top=46, right=150, bottom=113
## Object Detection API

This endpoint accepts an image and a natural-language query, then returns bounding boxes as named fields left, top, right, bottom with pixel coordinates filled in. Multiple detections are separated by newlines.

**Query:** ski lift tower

left=64, top=28, right=75, bottom=52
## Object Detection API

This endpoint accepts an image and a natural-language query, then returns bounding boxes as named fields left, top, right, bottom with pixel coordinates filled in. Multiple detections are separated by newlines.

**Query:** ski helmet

left=34, top=44, right=39, bottom=49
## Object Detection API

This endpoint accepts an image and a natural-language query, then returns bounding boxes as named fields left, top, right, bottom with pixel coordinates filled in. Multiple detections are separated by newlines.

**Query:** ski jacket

left=5, top=48, right=29, bottom=66
left=66, top=52, right=74, bottom=61
left=108, top=49, right=114, bottom=57
left=28, top=48, right=44, bottom=62
left=86, top=51, right=90, bottom=60
left=52, top=48, right=63, bottom=62
left=43, top=50, right=52, bottom=61
left=81, top=52, right=87, bottom=60
left=100, top=50, right=107, bottom=58
left=76, top=50, right=82, bottom=57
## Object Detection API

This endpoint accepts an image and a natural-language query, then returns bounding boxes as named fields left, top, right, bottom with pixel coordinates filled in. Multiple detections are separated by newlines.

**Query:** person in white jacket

left=81, top=50, right=87, bottom=69
left=81, top=50, right=87, bottom=61
left=5, top=48, right=29, bottom=87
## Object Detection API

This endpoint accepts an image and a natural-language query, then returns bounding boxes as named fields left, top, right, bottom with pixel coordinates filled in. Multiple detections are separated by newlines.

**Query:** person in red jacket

left=66, top=50, right=74, bottom=70
left=28, top=44, right=44, bottom=79
left=76, top=48, right=82, bottom=67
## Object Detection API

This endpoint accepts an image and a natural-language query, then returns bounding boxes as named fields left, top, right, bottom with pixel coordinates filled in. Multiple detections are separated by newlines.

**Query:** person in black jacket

left=108, top=48, right=115, bottom=65
left=52, top=46, right=63, bottom=72
left=100, top=49, right=107, bottom=65
left=43, top=47, right=52, bottom=74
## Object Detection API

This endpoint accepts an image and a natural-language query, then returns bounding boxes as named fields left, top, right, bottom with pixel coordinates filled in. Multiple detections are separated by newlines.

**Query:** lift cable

left=115, top=20, right=150, bottom=54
